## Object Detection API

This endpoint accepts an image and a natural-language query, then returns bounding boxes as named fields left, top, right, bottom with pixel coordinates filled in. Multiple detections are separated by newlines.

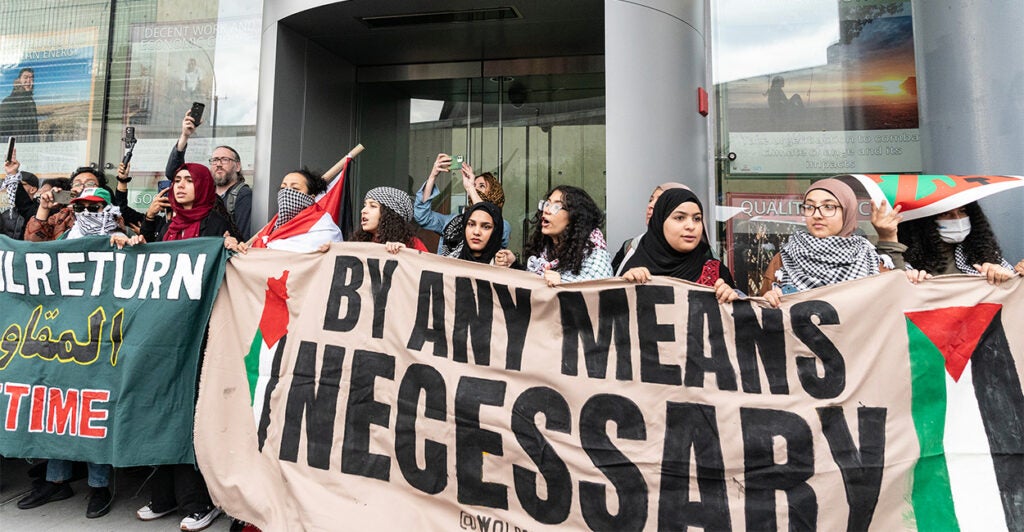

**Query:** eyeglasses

left=538, top=200, right=564, bottom=215
left=208, top=157, right=239, bottom=165
left=72, top=203, right=105, bottom=213
left=799, top=203, right=841, bottom=217
left=72, top=180, right=99, bottom=188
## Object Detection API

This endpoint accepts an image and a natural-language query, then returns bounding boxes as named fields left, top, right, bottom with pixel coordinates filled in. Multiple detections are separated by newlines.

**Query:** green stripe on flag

left=876, top=174, right=900, bottom=207
left=906, top=318, right=959, bottom=531
left=245, top=330, right=264, bottom=404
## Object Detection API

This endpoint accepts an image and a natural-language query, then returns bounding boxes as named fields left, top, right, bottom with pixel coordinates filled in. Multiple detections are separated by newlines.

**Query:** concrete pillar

left=604, top=0, right=709, bottom=247
left=912, top=0, right=1024, bottom=262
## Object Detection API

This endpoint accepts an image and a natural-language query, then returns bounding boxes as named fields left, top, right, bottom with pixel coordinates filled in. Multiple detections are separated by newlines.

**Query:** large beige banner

left=196, top=243, right=1024, bottom=531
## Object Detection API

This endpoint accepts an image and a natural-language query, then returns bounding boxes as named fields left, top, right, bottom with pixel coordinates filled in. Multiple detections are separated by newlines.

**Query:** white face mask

left=936, top=216, right=971, bottom=244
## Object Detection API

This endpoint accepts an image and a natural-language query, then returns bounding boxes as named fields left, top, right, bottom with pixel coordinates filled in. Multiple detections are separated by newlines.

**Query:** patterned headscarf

left=365, top=186, right=413, bottom=222
left=476, top=173, right=505, bottom=208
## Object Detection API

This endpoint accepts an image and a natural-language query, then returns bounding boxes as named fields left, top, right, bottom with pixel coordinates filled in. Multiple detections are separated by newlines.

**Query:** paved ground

left=1, top=458, right=232, bottom=531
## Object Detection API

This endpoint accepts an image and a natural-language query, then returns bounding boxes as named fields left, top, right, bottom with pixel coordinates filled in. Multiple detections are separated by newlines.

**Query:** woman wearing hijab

left=140, top=163, right=239, bottom=243
left=440, top=201, right=519, bottom=267
left=759, top=177, right=905, bottom=307
left=351, top=186, right=428, bottom=253
left=611, top=181, right=688, bottom=275
left=523, top=185, right=613, bottom=286
left=135, top=162, right=238, bottom=531
left=620, top=188, right=739, bottom=303
left=898, top=202, right=1018, bottom=285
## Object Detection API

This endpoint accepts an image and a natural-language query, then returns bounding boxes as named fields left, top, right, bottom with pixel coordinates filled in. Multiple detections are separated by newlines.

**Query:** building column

left=604, top=0, right=709, bottom=247
left=911, top=0, right=1024, bottom=261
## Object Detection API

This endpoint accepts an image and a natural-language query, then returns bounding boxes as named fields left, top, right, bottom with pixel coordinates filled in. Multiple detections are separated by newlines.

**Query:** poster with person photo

left=720, top=0, right=921, bottom=175
left=0, top=28, right=98, bottom=174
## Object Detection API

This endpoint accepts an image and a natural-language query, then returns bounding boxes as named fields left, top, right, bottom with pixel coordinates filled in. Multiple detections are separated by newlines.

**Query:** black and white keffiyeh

left=275, top=187, right=315, bottom=229
left=67, top=205, right=121, bottom=238
left=365, top=186, right=414, bottom=222
left=2, top=172, right=19, bottom=213
left=439, top=213, right=465, bottom=256
left=778, top=231, right=880, bottom=291
left=952, top=244, right=1015, bottom=275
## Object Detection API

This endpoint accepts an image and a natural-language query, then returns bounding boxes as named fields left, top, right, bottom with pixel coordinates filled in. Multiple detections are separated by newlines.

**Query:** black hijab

left=621, top=188, right=716, bottom=282
left=452, top=202, right=504, bottom=264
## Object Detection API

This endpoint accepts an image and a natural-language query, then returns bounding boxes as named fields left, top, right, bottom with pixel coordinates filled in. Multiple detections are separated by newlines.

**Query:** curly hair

left=291, top=166, right=327, bottom=196
left=351, top=204, right=418, bottom=245
left=899, top=202, right=1003, bottom=273
left=524, top=185, right=604, bottom=275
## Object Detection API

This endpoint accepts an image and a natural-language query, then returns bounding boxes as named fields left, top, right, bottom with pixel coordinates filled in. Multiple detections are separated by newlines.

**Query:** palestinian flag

left=244, top=271, right=290, bottom=451
left=251, top=157, right=352, bottom=251
left=905, top=303, right=1024, bottom=530
left=847, top=174, right=1024, bottom=221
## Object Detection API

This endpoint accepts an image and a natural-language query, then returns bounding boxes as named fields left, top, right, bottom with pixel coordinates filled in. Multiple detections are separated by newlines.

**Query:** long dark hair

left=899, top=201, right=1003, bottom=273
left=291, top=166, right=326, bottom=196
left=351, top=204, right=417, bottom=245
left=524, top=185, right=604, bottom=275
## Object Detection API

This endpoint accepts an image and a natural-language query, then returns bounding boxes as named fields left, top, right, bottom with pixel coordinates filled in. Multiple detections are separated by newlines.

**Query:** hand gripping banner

left=196, top=243, right=1024, bottom=531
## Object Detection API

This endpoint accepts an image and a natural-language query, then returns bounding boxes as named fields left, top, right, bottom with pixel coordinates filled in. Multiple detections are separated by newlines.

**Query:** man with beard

left=165, top=109, right=252, bottom=238
left=0, top=67, right=39, bottom=139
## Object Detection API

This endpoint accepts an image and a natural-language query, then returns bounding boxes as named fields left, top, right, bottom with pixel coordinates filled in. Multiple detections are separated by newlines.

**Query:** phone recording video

left=189, top=102, right=206, bottom=125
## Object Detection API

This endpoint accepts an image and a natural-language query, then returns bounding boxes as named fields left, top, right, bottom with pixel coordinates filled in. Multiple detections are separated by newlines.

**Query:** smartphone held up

left=189, top=102, right=206, bottom=125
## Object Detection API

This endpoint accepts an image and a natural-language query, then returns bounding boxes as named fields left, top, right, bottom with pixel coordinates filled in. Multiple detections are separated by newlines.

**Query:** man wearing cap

left=25, top=167, right=111, bottom=241
left=1, top=151, right=38, bottom=239
left=62, top=187, right=131, bottom=241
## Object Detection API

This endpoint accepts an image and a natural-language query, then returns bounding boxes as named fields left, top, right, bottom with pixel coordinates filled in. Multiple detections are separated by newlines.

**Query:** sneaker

left=137, top=502, right=178, bottom=521
left=17, top=480, right=74, bottom=509
left=86, top=487, right=113, bottom=518
left=180, top=507, right=223, bottom=531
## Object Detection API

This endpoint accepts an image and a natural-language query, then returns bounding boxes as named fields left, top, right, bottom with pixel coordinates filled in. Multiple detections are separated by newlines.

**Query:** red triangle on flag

left=905, top=303, right=1001, bottom=382
left=259, top=271, right=291, bottom=347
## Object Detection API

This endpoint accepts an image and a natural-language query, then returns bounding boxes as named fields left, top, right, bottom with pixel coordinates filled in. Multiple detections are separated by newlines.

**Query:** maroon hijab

left=164, top=163, right=217, bottom=241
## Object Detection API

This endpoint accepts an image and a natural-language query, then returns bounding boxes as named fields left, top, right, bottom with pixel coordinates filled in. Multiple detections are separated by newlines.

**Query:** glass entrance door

left=355, top=65, right=605, bottom=255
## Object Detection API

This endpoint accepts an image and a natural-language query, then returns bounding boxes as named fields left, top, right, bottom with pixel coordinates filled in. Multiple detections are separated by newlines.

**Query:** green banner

left=0, top=235, right=228, bottom=466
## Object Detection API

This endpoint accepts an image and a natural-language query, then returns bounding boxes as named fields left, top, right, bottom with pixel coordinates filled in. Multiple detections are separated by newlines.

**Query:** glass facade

left=1, top=0, right=261, bottom=210
left=711, top=0, right=921, bottom=294
left=356, top=71, right=605, bottom=254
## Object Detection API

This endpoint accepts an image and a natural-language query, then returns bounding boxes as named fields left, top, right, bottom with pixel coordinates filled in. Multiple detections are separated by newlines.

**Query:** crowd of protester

left=2, top=106, right=1023, bottom=531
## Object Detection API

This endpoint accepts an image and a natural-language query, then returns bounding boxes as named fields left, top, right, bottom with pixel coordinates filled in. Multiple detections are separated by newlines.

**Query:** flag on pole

left=847, top=174, right=1024, bottom=221
left=251, top=157, right=352, bottom=251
